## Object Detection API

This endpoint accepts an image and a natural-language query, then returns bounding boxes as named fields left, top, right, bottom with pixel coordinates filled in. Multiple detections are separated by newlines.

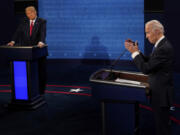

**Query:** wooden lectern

left=90, top=68, right=149, bottom=135
left=0, top=45, right=48, bottom=110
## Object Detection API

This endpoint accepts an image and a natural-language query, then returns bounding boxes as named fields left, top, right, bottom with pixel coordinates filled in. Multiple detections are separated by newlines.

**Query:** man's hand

left=124, top=39, right=139, bottom=53
left=37, top=42, right=45, bottom=48
left=7, top=41, right=15, bottom=46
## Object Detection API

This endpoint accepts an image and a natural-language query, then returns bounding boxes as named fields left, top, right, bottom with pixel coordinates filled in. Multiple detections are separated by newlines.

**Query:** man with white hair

left=124, top=20, right=174, bottom=135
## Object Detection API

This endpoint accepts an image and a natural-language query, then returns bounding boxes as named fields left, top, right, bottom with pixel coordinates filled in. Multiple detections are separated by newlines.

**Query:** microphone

left=109, top=49, right=127, bottom=72
left=102, top=40, right=138, bottom=80
left=110, top=39, right=138, bottom=72
left=101, top=49, right=127, bottom=81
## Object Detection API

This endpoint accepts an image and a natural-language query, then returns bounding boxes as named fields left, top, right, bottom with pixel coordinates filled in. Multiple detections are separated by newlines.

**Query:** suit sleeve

left=133, top=47, right=169, bottom=74
left=39, top=19, right=47, bottom=43
left=139, top=52, right=149, bottom=62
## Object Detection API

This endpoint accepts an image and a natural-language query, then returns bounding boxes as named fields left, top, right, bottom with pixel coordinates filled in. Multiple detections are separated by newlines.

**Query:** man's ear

left=155, top=29, right=161, bottom=35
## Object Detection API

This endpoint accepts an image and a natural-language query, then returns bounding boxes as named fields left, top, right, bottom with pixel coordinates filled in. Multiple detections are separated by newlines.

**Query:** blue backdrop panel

left=39, top=0, right=144, bottom=60
left=13, top=61, right=28, bottom=100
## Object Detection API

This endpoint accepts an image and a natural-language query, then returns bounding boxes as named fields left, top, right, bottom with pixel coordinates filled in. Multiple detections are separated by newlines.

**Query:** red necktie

left=30, top=21, right=34, bottom=36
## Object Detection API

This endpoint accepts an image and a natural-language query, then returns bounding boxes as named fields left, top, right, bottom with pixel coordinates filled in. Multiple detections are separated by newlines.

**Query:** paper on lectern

left=115, top=78, right=141, bottom=85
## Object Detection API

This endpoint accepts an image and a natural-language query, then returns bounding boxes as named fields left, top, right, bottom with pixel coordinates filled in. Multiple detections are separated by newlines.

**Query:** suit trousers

left=152, top=104, right=171, bottom=135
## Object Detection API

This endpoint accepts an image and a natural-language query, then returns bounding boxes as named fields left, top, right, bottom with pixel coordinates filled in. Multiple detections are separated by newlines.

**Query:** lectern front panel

left=90, top=69, right=149, bottom=135
left=13, top=61, right=28, bottom=100
left=0, top=45, right=47, bottom=109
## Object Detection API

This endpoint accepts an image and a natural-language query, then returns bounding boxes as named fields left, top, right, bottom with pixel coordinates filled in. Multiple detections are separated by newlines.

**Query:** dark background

left=0, top=0, right=180, bottom=81
left=0, top=1, right=180, bottom=135
left=0, top=0, right=179, bottom=99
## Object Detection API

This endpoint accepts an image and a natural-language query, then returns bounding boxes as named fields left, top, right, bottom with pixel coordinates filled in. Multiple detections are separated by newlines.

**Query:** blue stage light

left=13, top=61, right=28, bottom=100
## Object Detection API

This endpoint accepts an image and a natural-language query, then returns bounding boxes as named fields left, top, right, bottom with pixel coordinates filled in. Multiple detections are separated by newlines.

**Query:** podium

left=0, top=45, right=48, bottom=109
left=90, top=69, right=149, bottom=135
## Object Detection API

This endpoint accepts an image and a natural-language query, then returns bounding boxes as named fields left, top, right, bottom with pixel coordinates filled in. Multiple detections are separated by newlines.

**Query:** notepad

left=115, top=78, right=141, bottom=85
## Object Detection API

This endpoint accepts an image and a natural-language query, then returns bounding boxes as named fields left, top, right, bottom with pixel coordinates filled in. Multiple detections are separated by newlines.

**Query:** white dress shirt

left=30, top=18, right=36, bottom=26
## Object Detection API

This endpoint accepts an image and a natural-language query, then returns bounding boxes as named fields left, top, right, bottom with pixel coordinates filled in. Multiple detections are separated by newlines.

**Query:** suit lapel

left=156, top=38, right=166, bottom=49
left=31, top=17, right=39, bottom=36
left=151, top=38, right=166, bottom=56
left=25, top=20, right=30, bottom=38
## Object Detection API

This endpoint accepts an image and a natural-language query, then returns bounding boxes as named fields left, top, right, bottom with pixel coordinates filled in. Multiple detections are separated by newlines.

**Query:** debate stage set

left=0, top=0, right=180, bottom=135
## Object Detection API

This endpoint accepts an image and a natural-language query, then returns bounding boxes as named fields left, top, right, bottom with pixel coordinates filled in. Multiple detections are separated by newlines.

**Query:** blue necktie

left=152, top=46, right=156, bottom=53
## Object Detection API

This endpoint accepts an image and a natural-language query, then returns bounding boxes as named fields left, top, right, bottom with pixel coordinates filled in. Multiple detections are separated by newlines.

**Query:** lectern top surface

left=0, top=45, right=48, bottom=60
left=0, top=45, right=48, bottom=49
left=90, top=68, right=149, bottom=88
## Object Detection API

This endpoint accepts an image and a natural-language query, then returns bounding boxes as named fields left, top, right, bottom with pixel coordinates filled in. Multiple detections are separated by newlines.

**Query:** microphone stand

left=110, top=49, right=127, bottom=72
left=106, top=49, right=127, bottom=80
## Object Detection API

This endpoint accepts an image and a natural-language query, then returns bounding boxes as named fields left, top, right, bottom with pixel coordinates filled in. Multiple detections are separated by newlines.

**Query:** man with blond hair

left=8, top=6, right=47, bottom=95
left=8, top=6, right=46, bottom=47
left=124, top=20, right=174, bottom=135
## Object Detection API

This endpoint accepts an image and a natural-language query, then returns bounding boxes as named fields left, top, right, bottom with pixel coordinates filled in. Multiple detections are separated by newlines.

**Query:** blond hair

left=25, top=6, right=37, bottom=13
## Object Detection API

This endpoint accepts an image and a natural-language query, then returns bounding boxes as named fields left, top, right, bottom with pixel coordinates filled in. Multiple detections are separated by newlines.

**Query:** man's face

left=145, top=25, right=157, bottom=44
left=26, top=10, right=36, bottom=20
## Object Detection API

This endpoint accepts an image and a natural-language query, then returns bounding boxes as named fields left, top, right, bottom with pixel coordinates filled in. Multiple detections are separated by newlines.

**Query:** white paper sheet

left=115, top=78, right=141, bottom=85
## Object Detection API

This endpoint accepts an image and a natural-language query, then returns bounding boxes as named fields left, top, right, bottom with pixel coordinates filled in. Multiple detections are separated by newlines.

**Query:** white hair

left=145, top=20, right=164, bottom=34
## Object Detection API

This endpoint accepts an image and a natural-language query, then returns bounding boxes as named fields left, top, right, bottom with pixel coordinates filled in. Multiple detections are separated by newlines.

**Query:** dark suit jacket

left=12, top=17, right=46, bottom=46
left=133, top=38, right=174, bottom=107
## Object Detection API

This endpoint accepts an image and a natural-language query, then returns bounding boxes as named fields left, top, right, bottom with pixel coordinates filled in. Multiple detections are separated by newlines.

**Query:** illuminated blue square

left=13, top=61, right=28, bottom=100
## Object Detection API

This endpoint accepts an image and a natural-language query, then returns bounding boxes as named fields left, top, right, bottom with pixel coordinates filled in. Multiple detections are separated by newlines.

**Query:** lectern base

left=7, top=96, right=46, bottom=110
left=101, top=100, right=140, bottom=135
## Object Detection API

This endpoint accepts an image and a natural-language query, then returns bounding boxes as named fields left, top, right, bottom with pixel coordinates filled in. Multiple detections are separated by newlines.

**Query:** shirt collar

left=154, top=35, right=165, bottom=48
left=30, top=17, right=37, bottom=23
